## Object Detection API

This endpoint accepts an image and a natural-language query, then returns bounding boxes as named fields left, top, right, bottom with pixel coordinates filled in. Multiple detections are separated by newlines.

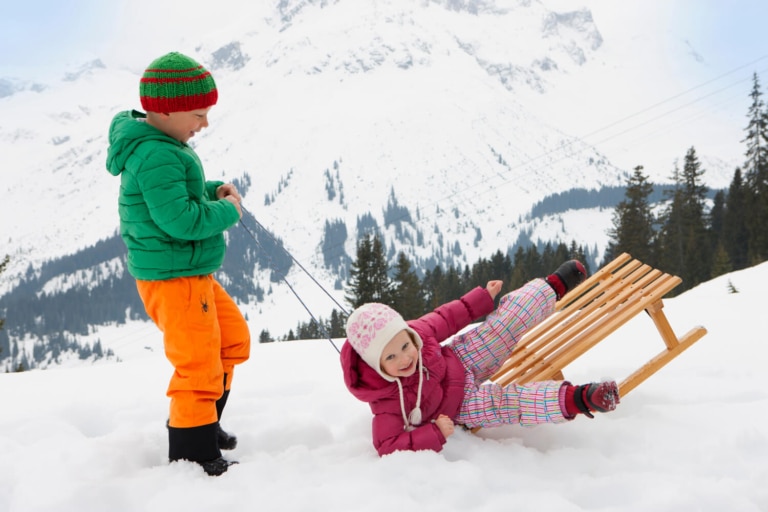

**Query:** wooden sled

left=489, top=253, right=707, bottom=398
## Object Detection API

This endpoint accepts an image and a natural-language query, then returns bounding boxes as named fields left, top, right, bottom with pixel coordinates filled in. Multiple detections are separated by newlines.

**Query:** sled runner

left=490, top=253, right=707, bottom=397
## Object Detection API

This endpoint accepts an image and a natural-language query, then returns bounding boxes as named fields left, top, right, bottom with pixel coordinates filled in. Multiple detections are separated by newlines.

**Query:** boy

left=106, top=52, right=250, bottom=476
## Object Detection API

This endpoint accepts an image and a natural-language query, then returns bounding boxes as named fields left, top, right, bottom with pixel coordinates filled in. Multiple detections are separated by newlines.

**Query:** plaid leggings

left=450, top=279, right=568, bottom=428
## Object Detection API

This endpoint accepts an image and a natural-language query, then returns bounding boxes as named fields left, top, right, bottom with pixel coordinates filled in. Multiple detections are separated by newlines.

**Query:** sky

left=0, top=1, right=119, bottom=77
left=560, top=0, right=768, bottom=68
left=2, top=0, right=768, bottom=80
left=532, top=0, right=768, bottom=174
left=0, top=0, right=253, bottom=79
left=0, top=260, right=766, bottom=511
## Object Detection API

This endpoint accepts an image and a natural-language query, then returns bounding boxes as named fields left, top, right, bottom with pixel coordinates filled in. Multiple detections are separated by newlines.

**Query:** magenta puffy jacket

left=340, top=287, right=495, bottom=456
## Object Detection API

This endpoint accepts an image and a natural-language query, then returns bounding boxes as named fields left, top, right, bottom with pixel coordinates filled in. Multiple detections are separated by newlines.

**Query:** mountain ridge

left=0, top=0, right=744, bottom=367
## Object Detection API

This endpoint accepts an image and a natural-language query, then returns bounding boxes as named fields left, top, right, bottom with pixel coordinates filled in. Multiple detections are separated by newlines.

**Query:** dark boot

left=199, top=457, right=238, bottom=476
left=564, top=381, right=620, bottom=418
left=216, top=423, right=237, bottom=451
left=168, top=421, right=223, bottom=465
left=216, top=377, right=238, bottom=450
left=546, top=260, right=587, bottom=300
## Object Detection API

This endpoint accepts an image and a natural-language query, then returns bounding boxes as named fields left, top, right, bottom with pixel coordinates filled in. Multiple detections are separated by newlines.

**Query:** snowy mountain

left=0, top=0, right=749, bottom=366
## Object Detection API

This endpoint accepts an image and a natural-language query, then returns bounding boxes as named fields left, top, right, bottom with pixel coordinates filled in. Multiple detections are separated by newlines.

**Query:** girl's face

left=379, top=330, right=419, bottom=378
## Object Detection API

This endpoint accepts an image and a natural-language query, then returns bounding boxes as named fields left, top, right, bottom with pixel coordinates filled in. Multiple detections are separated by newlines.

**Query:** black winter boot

left=545, top=260, right=587, bottom=300
left=216, top=384, right=238, bottom=450
left=199, top=457, right=238, bottom=476
left=168, top=421, right=222, bottom=463
left=216, top=423, right=237, bottom=451
left=166, top=421, right=238, bottom=475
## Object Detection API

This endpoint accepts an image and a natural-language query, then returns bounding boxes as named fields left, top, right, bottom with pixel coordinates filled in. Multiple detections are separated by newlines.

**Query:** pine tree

left=258, top=329, right=273, bottom=343
left=606, top=166, right=656, bottom=265
left=723, top=168, right=750, bottom=270
left=742, top=72, right=768, bottom=261
left=489, top=250, right=513, bottom=285
left=711, top=243, right=732, bottom=278
left=345, top=234, right=391, bottom=309
left=328, top=309, right=347, bottom=338
left=0, top=255, right=7, bottom=356
left=508, top=246, right=528, bottom=289
left=567, top=241, right=590, bottom=276
left=708, top=190, right=726, bottom=254
left=656, top=148, right=710, bottom=290
left=390, top=252, right=425, bottom=319
left=440, top=266, right=464, bottom=308
left=422, top=265, right=444, bottom=310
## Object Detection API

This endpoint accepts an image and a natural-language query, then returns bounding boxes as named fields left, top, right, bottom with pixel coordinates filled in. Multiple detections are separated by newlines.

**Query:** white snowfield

left=0, top=262, right=766, bottom=512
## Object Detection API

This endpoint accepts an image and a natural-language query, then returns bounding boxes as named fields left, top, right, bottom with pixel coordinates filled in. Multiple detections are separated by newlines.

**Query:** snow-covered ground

left=1, top=261, right=766, bottom=512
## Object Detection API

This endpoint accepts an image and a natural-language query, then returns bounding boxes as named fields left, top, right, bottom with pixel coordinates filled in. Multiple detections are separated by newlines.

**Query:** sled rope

left=240, top=206, right=345, bottom=353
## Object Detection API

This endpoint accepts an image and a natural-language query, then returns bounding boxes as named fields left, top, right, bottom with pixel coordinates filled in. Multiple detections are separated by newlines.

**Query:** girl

left=341, top=260, right=619, bottom=456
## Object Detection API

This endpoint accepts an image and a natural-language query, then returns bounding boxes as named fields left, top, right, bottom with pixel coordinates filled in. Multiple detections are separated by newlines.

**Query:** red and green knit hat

left=140, top=52, right=218, bottom=113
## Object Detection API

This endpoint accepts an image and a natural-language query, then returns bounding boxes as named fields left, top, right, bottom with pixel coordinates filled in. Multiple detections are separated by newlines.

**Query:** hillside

left=0, top=0, right=752, bottom=366
left=0, top=261, right=765, bottom=511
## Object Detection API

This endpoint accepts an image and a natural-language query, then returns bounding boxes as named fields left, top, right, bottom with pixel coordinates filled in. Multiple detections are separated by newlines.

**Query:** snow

left=1, top=262, right=767, bottom=512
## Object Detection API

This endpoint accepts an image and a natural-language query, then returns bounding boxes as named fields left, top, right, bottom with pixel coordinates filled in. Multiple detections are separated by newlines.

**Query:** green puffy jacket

left=106, top=110, right=240, bottom=281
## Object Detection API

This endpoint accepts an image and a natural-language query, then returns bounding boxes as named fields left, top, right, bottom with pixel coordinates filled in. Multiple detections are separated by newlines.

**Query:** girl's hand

left=486, top=280, right=503, bottom=300
left=435, top=414, right=455, bottom=438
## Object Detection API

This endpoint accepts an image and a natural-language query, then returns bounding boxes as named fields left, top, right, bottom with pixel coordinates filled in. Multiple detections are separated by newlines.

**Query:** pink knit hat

left=345, top=303, right=422, bottom=382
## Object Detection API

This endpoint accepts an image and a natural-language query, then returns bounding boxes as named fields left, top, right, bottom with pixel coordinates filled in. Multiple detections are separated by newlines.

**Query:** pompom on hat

left=140, top=52, right=218, bottom=113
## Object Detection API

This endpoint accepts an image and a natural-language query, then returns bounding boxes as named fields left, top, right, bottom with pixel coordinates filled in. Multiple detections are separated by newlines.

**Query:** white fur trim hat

left=345, top=303, right=422, bottom=382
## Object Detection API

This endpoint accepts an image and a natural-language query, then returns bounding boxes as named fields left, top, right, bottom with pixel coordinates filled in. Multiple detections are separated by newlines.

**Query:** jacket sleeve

left=372, top=412, right=446, bottom=456
left=205, top=180, right=225, bottom=200
left=136, top=152, right=239, bottom=240
left=408, top=286, right=495, bottom=343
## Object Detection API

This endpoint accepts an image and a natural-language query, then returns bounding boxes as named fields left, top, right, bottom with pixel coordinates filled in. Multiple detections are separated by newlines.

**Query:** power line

left=304, top=57, right=768, bottom=262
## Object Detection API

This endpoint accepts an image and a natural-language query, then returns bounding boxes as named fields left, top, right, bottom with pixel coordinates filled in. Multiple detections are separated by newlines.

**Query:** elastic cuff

left=573, top=385, right=595, bottom=419
left=545, top=275, right=565, bottom=300
left=558, top=381, right=576, bottom=420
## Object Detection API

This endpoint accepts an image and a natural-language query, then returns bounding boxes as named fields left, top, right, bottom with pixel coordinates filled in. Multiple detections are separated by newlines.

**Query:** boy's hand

left=485, top=280, right=503, bottom=300
left=223, top=196, right=243, bottom=218
left=216, top=183, right=242, bottom=202
left=434, top=414, right=455, bottom=438
left=217, top=184, right=242, bottom=218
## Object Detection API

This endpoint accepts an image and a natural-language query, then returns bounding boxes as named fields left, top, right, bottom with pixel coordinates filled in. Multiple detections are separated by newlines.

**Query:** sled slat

left=490, top=253, right=707, bottom=398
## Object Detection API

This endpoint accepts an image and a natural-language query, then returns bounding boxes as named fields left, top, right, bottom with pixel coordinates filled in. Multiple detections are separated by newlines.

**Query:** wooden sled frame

left=489, top=253, right=707, bottom=397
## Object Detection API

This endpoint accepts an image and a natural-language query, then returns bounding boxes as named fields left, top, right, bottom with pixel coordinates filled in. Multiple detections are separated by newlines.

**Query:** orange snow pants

left=136, top=275, right=251, bottom=428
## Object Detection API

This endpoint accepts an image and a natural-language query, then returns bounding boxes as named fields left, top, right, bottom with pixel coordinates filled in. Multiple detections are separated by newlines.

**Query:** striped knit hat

left=140, top=52, right=218, bottom=113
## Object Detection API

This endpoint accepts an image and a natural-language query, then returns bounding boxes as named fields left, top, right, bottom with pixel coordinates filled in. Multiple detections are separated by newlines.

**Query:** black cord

left=238, top=207, right=344, bottom=353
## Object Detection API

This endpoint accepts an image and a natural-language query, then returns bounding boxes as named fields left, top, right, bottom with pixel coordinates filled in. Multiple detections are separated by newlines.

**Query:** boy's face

left=156, top=107, right=212, bottom=143
left=379, top=330, right=419, bottom=378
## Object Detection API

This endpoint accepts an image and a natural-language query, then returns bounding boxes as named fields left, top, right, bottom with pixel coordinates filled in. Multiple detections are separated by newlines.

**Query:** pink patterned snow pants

left=450, top=279, right=568, bottom=428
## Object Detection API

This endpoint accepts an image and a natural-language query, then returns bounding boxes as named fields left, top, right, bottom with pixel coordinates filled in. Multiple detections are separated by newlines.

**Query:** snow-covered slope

left=1, top=2, right=619, bottom=285
left=0, top=0, right=756, bottom=339
left=0, top=258, right=766, bottom=512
